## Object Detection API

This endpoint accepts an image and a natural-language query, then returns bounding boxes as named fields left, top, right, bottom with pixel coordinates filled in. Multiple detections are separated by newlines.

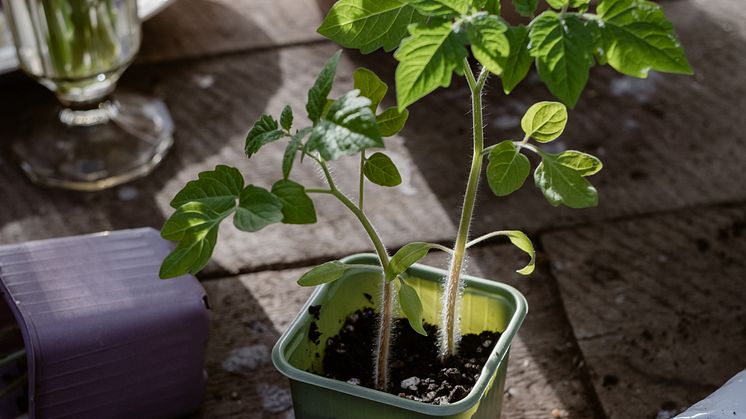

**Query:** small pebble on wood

left=222, top=345, right=269, bottom=374
left=257, top=383, right=293, bottom=413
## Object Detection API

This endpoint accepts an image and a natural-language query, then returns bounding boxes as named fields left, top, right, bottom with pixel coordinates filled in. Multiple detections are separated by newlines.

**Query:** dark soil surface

left=321, top=307, right=500, bottom=405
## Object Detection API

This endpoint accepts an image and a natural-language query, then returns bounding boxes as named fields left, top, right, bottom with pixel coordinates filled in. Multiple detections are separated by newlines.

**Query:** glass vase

left=2, top=0, right=173, bottom=191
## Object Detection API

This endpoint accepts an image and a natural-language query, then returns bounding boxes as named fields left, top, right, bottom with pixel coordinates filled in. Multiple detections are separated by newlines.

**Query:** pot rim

left=271, top=253, right=528, bottom=416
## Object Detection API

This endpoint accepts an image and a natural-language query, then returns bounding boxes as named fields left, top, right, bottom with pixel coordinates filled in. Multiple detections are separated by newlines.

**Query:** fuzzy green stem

left=440, top=60, right=489, bottom=358
left=316, top=159, right=393, bottom=391
left=358, top=151, right=366, bottom=210
left=466, top=231, right=507, bottom=248
left=425, top=242, right=455, bottom=255
left=333, top=189, right=394, bottom=391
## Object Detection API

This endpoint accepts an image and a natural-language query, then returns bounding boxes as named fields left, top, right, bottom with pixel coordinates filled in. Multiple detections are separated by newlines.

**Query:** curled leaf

left=503, top=230, right=535, bottom=275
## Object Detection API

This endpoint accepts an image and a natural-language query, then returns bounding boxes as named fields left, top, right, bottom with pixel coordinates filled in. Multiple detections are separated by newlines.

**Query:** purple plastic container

left=0, top=228, right=210, bottom=419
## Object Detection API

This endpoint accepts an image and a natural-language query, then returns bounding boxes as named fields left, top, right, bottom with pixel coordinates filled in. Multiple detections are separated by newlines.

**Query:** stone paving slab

left=198, top=243, right=602, bottom=418
left=0, top=44, right=456, bottom=276
left=541, top=204, right=746, bottom=418
left=139, top=0, right=325, bottom=63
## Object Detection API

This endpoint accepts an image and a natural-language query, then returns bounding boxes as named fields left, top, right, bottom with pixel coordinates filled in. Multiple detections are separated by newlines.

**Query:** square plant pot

left=0, top=228, right=210, bottom=419
left=272, top=254, right=528, bottom=419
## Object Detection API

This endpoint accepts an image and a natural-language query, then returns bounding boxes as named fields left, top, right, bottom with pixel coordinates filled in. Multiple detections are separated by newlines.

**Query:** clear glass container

left=2, top=0, right=173, bottom=191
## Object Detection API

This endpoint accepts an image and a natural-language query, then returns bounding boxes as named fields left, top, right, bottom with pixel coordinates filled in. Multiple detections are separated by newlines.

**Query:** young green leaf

left=505, top=230, right=535, bottom=275
left=486, top=140, right=530, bottom=197
left=465, top=230, right=534, bottom=274
left=363, top=152, right=402, bottom=187
left=297, top=261, right=356, bottom=286
left=161, top=199, right=236, bottom=243
left=403, top=0, right=468, bottom=17
left=475, top=0, right=500, bottom=14
left=511, top=0, right=537, bottom=17
left=497, top=25, right=531, bottom=94
left=588, top=19, right=609, bottom=65
left=307, top=90, right=384, bottom=161
left=160, top=227, right=219, bottom=279
left=555, top=150, right=602, bottom=176
left=376, top=106, right=409, bottom=137
left=597, top=0, right=693, bottom=78
left=271, top=180, right=317, bottom=224
left=280, top=105, right=293, bottom=131
left=387, top=242, right=434, bottom=280
left=245, top=114, right=284, bottom=158
left=521, top=101, right=568, bottom=142
left=534, top=150, right=599, bottom=208
left=545, top=0, right=568, bottom=9
left=466, top=14, right=509, bottom=76
left=282, top=127, right=312, bottom=180
left=397, top=278, right=427, bottom=336
left=502, top=231, right=535, bottom=275
left=234, top=185, right=284, bottom=232
left=354, top=67, right=388, bottom=111
left=529, top=12, right=594, bottom=107
left=394, top=22, right=468, bottom=109
left=317, top=0, right=426, bottom=54
left=307, top=51, right=342, bottom=124
left=570, top=0, right=590, bottom=12
left=170, top=165, right=244, bottom=209
left=160, top=199, right=236, bottom=278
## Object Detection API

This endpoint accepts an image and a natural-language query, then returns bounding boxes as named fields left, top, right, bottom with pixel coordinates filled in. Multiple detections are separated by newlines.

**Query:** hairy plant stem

left=358, top=151, right=366, bottom=210
left=315, top=159, right=394, bottom=391
left=440, top=60, right=489, bottom=358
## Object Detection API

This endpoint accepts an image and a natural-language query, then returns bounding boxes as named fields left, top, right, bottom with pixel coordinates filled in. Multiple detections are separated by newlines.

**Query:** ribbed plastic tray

left=0, top=228, right=210, bottom=419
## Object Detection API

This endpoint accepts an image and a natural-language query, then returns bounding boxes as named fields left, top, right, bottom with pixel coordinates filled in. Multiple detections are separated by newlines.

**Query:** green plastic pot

left=272, top=254, right=528, bottom=418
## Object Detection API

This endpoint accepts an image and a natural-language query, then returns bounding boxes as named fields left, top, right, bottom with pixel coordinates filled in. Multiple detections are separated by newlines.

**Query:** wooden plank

left=139, top=0, right=325, bottom=63
left=199, top=246, right=602, bottom=418
left=0, top=43, right=456, bottom=277
left=541, top=204, right=746, bottom=418
left=197, top=268, right=312, bottom=418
